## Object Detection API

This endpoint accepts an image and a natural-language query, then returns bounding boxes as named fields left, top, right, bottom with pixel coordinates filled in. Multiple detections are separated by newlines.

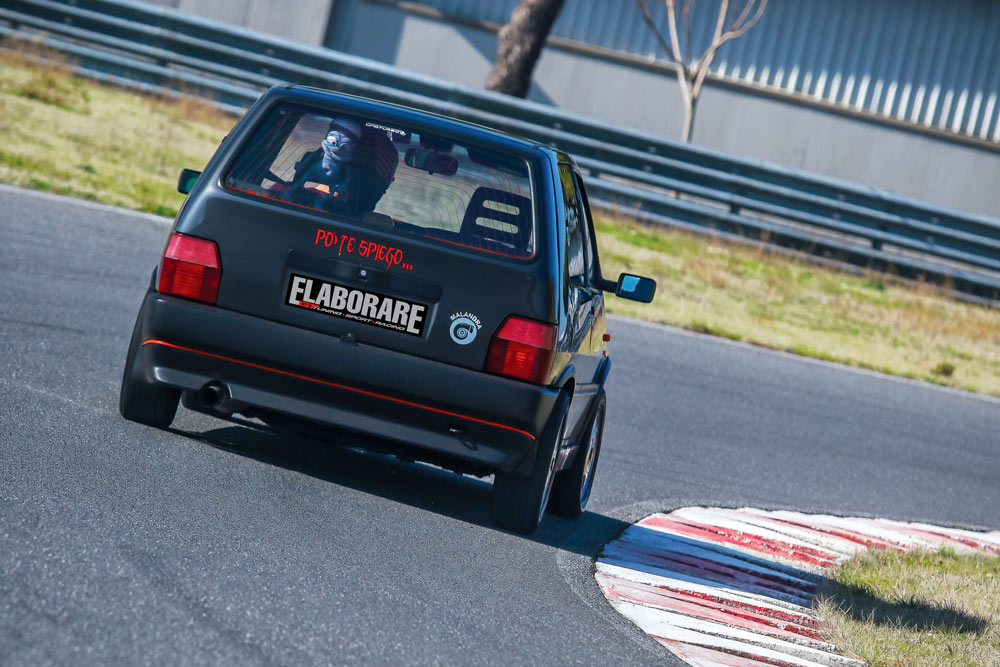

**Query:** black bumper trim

left=143, top=338, right=535, bottom=441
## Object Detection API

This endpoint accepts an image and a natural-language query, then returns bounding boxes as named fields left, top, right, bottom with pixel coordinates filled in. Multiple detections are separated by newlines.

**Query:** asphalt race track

left=2, top=184, right=998, bottom=665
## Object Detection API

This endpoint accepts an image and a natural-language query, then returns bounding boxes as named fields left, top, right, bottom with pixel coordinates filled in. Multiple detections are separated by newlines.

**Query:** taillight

left=485, top=317, right=557, bottom=384
left=157, top=233, right=221, bottom=304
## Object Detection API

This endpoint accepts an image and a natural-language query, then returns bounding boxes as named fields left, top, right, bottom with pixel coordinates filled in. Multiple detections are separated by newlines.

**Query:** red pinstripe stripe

left=142, top=338, right=535, bottom=440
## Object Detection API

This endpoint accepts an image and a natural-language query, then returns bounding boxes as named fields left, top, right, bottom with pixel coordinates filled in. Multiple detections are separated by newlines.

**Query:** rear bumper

left=136, top=292, right=559, bottom=473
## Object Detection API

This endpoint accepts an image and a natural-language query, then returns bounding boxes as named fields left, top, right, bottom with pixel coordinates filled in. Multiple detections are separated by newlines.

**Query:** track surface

left=2, top=185, right=998, bottom=665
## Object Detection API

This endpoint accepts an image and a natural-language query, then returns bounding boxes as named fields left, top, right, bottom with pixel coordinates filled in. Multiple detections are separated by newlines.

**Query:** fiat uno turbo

left=120, top=85, right=655, bottom=534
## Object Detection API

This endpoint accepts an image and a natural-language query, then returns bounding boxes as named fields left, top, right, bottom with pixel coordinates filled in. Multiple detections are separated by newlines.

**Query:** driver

left=287, top=117, right=363, bottom=211
left=285, top=117, right=398, bottom=219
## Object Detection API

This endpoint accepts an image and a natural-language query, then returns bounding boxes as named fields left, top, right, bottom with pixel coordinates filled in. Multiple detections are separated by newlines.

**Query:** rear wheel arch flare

left=553, top=363, right=576, bottom=398
left=561, top=377, right=576, bottom=404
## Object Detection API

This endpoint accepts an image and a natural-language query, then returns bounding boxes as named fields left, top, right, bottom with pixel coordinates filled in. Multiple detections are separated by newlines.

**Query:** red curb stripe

left=734, top=509, right=866, bottom=555
left=867, top=520, right=1000, bottom=553
left=762, top=515, right=906, bottom=551
left=598, top=570, right=820, bottom=625
left=611, top=535, right=820, bottom=587
left=599, top=508, right=998, bottom=667
left=599, top=576, right=823, bottom=641
left=622, top=524, right=828, bottom=584
left=605, top=542, right=817, bottom=599
left=639, top=515, right=838, bottom=567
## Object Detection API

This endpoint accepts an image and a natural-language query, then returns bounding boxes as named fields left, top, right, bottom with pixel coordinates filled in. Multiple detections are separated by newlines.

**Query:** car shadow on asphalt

left=167, top=418, right=631, bottom=558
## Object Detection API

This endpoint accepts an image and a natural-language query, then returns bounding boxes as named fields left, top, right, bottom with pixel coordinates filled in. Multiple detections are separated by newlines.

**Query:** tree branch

left=664, top=0, right=687, bottom=77
left=682, top=0, right=694, bottom=68
left=638, top=0, right=768, bottom=141
left=637, top=0, right=678, bottom=64
left=718, top=0, right=767, bottom=43
left=692, top=0, right=767, bottom=98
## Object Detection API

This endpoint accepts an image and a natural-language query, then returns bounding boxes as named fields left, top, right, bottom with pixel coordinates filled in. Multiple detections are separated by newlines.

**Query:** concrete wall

left=691, top=86, right=1000, bottom=219
left=146, top=0, right=333, bottom=45
left=337, top=1, right=1000, bottom=219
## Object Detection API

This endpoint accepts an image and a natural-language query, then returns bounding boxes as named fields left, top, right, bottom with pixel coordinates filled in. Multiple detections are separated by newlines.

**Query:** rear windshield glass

left=226, top=103, right=535, bottom=259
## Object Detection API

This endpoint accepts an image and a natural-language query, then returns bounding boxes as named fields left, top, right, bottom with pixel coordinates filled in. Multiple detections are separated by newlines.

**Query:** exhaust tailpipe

left=198, top=382, right=235, bottom=413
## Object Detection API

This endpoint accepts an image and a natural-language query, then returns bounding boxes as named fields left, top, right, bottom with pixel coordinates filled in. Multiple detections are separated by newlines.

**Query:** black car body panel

left=128, top=84, right=621, bottom=482
left=137, top=292, right=559, bottom=474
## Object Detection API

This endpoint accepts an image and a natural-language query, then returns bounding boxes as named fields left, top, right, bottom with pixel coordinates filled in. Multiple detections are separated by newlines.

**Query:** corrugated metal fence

left=410, top=0, right=1000, bottom=143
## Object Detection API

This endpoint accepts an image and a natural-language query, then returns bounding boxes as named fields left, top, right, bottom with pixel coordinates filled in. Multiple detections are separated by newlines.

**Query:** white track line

left=597, top=507, right=998, bottom=666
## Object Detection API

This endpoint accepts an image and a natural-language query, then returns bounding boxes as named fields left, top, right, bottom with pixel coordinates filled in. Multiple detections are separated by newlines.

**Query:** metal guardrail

left=4, top=0, right=1000, bottom=302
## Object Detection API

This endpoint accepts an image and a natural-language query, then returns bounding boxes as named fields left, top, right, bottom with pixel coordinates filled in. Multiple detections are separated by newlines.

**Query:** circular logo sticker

left=449, top=317, right=478, bottom=345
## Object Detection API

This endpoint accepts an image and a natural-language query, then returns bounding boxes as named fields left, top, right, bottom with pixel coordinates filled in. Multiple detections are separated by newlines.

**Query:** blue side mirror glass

left=615, top=273, right=656, bottom=303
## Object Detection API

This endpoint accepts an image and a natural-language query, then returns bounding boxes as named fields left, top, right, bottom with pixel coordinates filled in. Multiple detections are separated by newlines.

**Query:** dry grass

left=596, top=216, right=1000, bottom=396
left=816, top=548, right=1000, bottom=666
left=0, top=36, right=234, bottom=218
left=2, top=41, right=1000, bottom=396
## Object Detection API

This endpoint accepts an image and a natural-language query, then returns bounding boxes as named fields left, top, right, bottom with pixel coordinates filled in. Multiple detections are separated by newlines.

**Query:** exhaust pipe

left=198, top=382, right=236, bottom=413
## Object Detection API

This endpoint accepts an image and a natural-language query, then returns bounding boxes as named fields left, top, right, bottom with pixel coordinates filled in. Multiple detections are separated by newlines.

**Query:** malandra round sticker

left=286, top=273, right=427, bottom=336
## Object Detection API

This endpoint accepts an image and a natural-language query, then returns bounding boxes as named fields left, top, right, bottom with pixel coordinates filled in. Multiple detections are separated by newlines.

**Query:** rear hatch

left=178, top=101, right=550, bottom=372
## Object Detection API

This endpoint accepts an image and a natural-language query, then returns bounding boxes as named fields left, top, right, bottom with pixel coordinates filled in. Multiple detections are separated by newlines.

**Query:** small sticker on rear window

left=287, top=273, right=426, bottom=336
left=365, top=121, right=406, bottom=136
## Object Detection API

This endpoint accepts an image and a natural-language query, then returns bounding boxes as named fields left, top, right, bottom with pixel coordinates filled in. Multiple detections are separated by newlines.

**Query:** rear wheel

left=119, top=308, right=180, bottom=429
left=489, top=392, right=569, bottom=535
left=549, top=392, right=605, bottom=518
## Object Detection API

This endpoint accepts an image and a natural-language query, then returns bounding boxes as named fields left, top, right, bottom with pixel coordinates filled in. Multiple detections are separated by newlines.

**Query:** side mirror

left=178, top=168, right=201, bottom=195
left=404, top=148, right=458, bottom=176
left=614, top=273, right=656, bottom=303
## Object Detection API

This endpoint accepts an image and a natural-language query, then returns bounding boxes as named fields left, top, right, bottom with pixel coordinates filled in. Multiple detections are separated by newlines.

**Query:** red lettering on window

left=311, top=229, right=414, bottom=271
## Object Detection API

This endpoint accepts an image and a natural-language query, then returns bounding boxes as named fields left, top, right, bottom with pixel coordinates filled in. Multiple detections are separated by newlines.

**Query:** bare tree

left=486, top=0, right=565, bottom=98
left=638, top=0, right=767, bottom=142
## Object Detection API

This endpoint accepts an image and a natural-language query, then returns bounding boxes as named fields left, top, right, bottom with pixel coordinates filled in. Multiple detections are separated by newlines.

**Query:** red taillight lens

left=485, top=317, right=557, bottom=384
left=157, top=233, right=221, bottom=304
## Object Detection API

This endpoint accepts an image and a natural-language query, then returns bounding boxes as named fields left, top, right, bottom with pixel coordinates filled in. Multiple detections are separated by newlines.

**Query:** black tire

left=489, top=392, right=570, bottom=535
left=119, top=308, right=180, bottom=429
left=549, top=392, right=606, bottom=518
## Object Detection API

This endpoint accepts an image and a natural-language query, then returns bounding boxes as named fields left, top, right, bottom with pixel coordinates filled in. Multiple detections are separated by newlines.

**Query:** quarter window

left=559, top=164, right=591, bottom=284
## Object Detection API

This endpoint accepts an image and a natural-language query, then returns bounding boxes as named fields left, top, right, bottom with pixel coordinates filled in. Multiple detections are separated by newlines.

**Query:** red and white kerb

left=596, top=507, right=1000, bottom=667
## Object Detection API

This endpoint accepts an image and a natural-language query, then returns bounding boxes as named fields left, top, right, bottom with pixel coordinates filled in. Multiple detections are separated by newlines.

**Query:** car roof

left=279, top=84, right=566, bottom=161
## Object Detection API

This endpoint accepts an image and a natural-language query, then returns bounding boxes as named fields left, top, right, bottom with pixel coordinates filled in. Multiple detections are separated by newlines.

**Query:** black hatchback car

left=120, top=85, right=654, bottom=534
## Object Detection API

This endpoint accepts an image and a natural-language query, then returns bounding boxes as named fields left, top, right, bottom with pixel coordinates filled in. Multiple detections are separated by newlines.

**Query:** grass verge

left=0, top=37, right=232, bottom=218
left=597, top=217, right=1000, bottom=396
left=816, top=548, right=1000, bottom=666
left=3, top=38, right=1000, bottom=396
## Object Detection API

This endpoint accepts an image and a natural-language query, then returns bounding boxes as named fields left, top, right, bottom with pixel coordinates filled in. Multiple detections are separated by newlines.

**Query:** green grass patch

left=817, top=548, right=1000, bottom=666
left=597, top=214, right=1000, bottom=397
left=0, top=37, right=233, bottom=219
left=3, top=41, right=1000, bottom=396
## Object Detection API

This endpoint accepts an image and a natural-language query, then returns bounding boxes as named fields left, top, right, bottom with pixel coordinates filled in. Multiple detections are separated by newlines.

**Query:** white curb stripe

left=597, top=574, right=822, bottom=642
left=609, top=530, right=820, bottom=588
left=639, top=513, right=839, bottom=569
left=597, top=507, right=998, bottom=666
left=669, top=509, right=846, bottom=561
left=731, top=509, right=868, bottom=557
left=620, top=523, right=828, bottom=583
left=599, top=554, right=814, bottom=608
left=596, top=562, right=820, bottom=619
left=610, top=601, right=861, bottom=666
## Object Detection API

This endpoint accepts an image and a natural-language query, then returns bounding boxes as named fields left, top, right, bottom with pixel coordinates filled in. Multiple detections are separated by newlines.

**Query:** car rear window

left=225, top=103, right=535, bottom=259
